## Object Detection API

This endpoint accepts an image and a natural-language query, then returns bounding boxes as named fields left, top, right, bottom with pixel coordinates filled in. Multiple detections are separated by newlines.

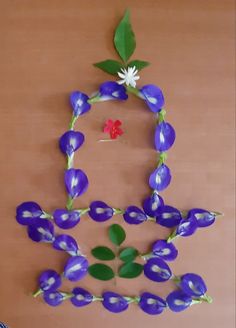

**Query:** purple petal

left=188, top=208, right=216, bottom=228
left=88, top=201, right=114, bottom=222
left=70, top=91, right=91, bottom=117
left=152, top=240, right=178, bottom=261
left=27, top=218, right=54, bottom=243
left=64, top=169, right=88, bottom=199
left=70, top=287, right=93, bottom=307
left=43, top=291, right=64, bottom=306
left=166, top=290, right=192, bottom=312
left=140, top=85, right=165, bottom=113
left=59, top=131, right=84, bottom=156
left=16, top=201, right=43, bottom=226
left=176, top=217, right=198, bottom=237
left=139, top=292, right=167, bottom=315
left=149, top=164, right=171, bottom=191
left=99, top=81, right=128, bottom=101
left=144, top=258, right=172, bottom=282
left=123, top=206, right=147, bottom=225
left=155, top=122, right=176, bottom=152
left=39, top=270, right=62, bottom=292
left=142, top=192, right=164, bottom=217
left=179, top=273, right=207, bottom=297
left=52, top=234, right=79, bottom=256
left=156, top=205, right=182, bottom=228
left=102, top=292, right=129, bottom=313
left=53, top=209, right=80, bottom=229
left=64, top=256, right=88, bottom=282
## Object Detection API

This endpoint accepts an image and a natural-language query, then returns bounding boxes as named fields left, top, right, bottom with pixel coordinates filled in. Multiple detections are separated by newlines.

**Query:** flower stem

left=69, top=115, right=77, bottom=130
left=126, top=85, right=140, bottom=97
left=88, top=94, right=101, bottom=104
left=33, top=289, right=43, bottom=298
left=66, top=196, right=74, bottom=211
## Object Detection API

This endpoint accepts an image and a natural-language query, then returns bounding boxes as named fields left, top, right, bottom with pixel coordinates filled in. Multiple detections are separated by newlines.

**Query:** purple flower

left=99, top=81, right=128, bottom=101
left=156, top=205, right=182, bottom=228
left=139, top=292, right=167, bottom=315
left=43, top=291, right=64, bottom=307
left=155, top=122, right=176, bottom=152
left=63, top=256, right=88, bottom=282
left=123, top=206, right=147, bottom=225
left=179, top=273, right=207, bottom=297
left=88, top=201, right=114, bottom=222
left=188, top=208, right=216, bottom=228
left=140, top=85, right=165, bottom=113
left=149, top=164, right=171, bottom=191
left=70, top=287, right=93, bottom=307
left=38, top=270, right=62, bottom=292
left=53, top=209, right=80, bottom=229
left=176, top=217, right=198, bottom=237
left=52, top=234, right=80, bottom=256
left=59, top=131, right=84, bottom=156
left=142, top=192, right=164, bottom=217
left=152, top=240, right=178, bottom=261
left=166, top=290, right=192, bottom=312
left=64, top=169, right=88, bottom=199
left=16, top=201, right=44, bottom=226
left=70, top=91, right=91, bottom=117
left=27, top=219, right=54, bottom=243
left=102, top=292, right=129, bottom=313
left=144, top=258, right=172, bottom=282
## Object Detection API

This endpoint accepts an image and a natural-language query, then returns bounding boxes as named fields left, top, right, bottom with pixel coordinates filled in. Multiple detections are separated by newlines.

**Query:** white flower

left=117, top=66, right=140, bottom=88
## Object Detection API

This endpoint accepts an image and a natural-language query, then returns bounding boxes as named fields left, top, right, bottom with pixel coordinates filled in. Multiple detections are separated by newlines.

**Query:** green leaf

left=93, top=59, right=123, bottom=75
left=88, top=263, right=115, bottom=281
left=128, top=60, right=150, bottom=71
left=118, top=262, right=143, bottom=278
left=91, top=246, right=115, bottom=261
left=119, top=247, right=139, bottom=262
left=108, top=224, right=126, bottom=246
left=114, top=9, right=136, bottom=63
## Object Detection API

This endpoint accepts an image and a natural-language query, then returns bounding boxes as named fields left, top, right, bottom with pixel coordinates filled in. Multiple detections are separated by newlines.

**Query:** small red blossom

left=103, top=119, right=123, bottom=139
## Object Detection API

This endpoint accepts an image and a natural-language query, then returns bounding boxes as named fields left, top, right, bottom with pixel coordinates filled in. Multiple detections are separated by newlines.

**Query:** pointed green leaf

left=93, top=59, right=123, bottom=75
left=88, top=263, right=114, bottom=281
left=119, top=247, right=139, bottom=262
left=128, top=60, right=150, bottom=71
left=91, top=246, right=115, bottom=261
left=108, top=224, right=126, bottom=246
left=118, top=262, right=143, bottom=278
left=114, top=9, right=136, bottom=63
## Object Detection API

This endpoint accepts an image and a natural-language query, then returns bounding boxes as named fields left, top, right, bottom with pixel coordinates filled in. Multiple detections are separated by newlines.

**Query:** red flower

left=103, top=119, right=123, bottom=139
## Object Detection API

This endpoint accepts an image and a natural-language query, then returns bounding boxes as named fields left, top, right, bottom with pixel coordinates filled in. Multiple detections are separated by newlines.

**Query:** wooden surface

left=0, top=1, right=235, bottom=327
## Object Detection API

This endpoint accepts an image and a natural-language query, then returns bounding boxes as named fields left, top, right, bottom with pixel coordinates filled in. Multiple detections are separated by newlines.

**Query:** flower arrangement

left=16, top=10, right=222, bottom=315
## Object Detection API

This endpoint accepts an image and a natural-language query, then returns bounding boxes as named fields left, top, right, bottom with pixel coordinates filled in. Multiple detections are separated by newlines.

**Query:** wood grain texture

left=0, top=1, right=235, bottom=327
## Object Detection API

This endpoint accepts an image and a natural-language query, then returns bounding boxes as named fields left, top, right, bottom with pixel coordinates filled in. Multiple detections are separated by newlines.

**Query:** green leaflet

left=128, top=60, right=150, bottom=71
left=91, top=246, right=115, bottom=261
left=114, top=9, right=136, bottom=63
left=108, top=223, right=126, bottom=246
left=119, top=262, right=143, bottom=278
left=93, top=59, right=123, bottom=75
left=88, top=263, right=115, bottom=281
left=119, top=247, right=139, bottom=262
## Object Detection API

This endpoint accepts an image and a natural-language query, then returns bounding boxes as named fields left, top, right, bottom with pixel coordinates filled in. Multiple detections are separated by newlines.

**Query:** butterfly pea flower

left=188, top=208, right=216, bottom=228
left=27, top=219, right=54, bottom=243
left=142, top=192, right=164, bottom=217
left=53, top=209, right=81, bottom=229
left=35, top=270, right=62, bottom=296
left=123, top=206, right=147, bottom=225
left=179, top=273, right=207, bottom=297
left=176, top=216, right=198, bottom=237
left=64, top=168, right=88, bottom=199
left=166, top=290, right=192, bottom=312
left=88, top=201, right=114, bottom=222
left=139, top=85, right=165, bottom=113
left=59, top=131, right=85, bottom=156
left=152, top=240, right=178, bottom=261
left=144, top=258, right=172, bottom=282
left=139, top=292, right=167, bottom=315
left=155, top=122, right=176, bottom=152
left=99, top=81, right=128, bottom=101
left=52, top=234, right=81, bottom=256
left=156, top=205, right=182, bottom=228
left=149, top=164, right=172, bottom=191
left=63, top=256, right=88, bottom=282
left=70, top=91, right=91, bottom=117
left=43, top=291, right=65, bottom=307
left=102, top=292, right=129, bottom=313
left=70, top=287, right=93, bottom=307
left=16, top=201, right=45, bottom=226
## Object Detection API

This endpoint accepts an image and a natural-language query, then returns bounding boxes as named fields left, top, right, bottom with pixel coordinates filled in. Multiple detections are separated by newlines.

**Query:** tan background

left=0, top=0, right=235, bottom=327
